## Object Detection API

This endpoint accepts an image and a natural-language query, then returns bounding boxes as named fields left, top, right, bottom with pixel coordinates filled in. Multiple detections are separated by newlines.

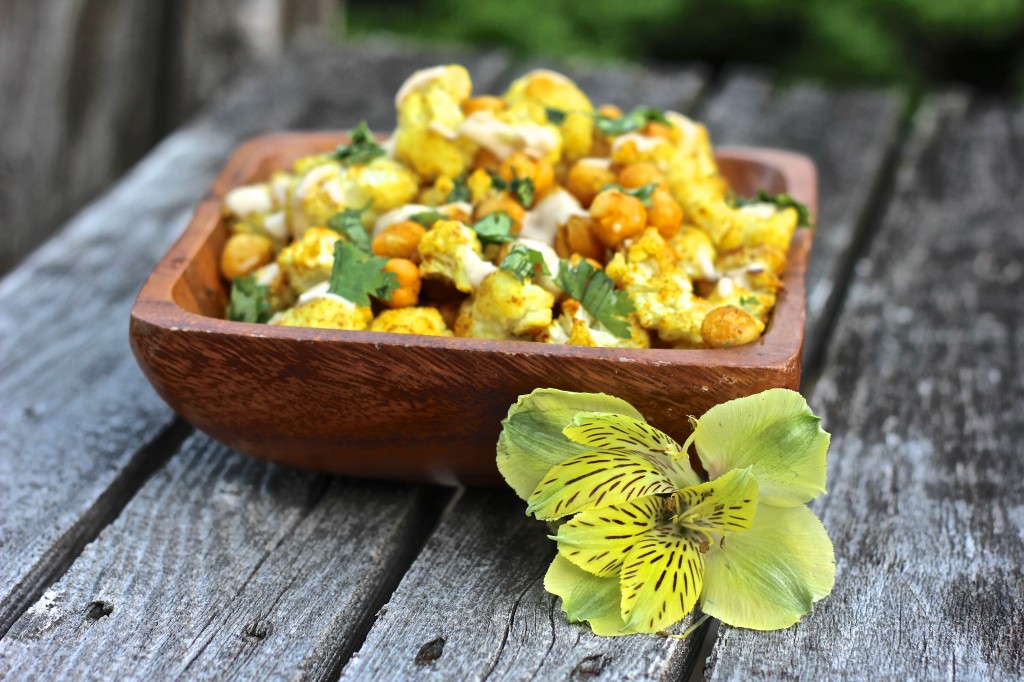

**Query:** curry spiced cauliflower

left=220, top=65, right=811, bottom=348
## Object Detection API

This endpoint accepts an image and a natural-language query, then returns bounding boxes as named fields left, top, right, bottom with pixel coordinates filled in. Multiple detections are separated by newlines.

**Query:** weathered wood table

left=1, top=43, right=1022, bottom=680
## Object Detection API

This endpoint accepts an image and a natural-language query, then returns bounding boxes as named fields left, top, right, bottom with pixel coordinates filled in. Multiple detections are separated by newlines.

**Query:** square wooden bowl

left=130, top=133, right=816, bottom=485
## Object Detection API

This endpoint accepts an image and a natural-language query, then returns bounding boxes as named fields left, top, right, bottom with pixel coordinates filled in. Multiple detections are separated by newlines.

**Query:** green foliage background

left=348, top=0, right=1024, bottom=93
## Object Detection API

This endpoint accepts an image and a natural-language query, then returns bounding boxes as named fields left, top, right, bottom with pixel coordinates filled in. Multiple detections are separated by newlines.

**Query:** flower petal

left=564, top=413, right=702, bottom=489
left=545, top=554, right=631, bottom=636
left=552, top=495, right=663, bottom=576
left=620, top=527, right=705, bottom=633
left=527, top=450, right=677, bottom=520
left=674, top=467, right=758, bottom=536
left=693, top=388, right=829, bottom=506
left=497, top=389, right=644, bottom=500
left=700, top=504, right=836, bottom=630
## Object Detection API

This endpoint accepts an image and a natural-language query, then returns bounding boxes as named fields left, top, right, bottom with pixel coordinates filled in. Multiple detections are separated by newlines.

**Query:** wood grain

left=0, top=434, right=450, bottom=681
left=701, top=69, right=904, bottom=375
left=0, top=43, right=509, bottom=637
left=707, top=95, right=1024, bottom=680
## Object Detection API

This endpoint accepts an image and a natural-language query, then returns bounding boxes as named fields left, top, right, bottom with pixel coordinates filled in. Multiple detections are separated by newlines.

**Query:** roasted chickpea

left=475, top=192, right=526, bottom=232
left=474, top=148, right=501, bottom=173
left=597, top=104, right=622, bottom=119
left=221, top=233, right=274, bottom=280
left=647, top=188, right=683, bottom=239
left=565, top=161, right=616, bottom=207
left=589, top=189, right=647, bottom=248
left=372, top=221, right=426, bottom=262
left=617, top=162, right=666, bottom=191
left=642, top=121, right=674, bottom=140
left=701, top=306, right=763, bottom=348
left=499, top=151, right=555, bottom=198
left=463, top=95, right=504, bottom=116
left=565, top=215, right=605, bottom=261
left=383, top=258, right=422, bottom=308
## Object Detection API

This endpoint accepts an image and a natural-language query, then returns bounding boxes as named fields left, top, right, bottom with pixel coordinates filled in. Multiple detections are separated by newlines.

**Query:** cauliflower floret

left=270, top=283, right=372, bottom=330
left=670, top=225, right=718, bottom=281
left=675, top=184, right=799, bottom=252
left=716, top=243, right=788, bottom=295
left=504, top=69, right=594, bottom=114
left=418, top=220, right=497, bottom=293
left=454, top=270, right=554, bottom=340
left=369, top=307, right=453, bottom=337
left=544, top=298, right=649, bottom=348
left=610, top=133, right=677, bottom=170
left=706, top=276, right=775, bottom=325
left=252, top=262, right=296, bottom=314
left=276, top=226, right=341, bottom=294
left=394, top=65, right=477, bottom=180
left=347, top=157, right=420, bottom=214
left=605, top=227, right=708, bottom=345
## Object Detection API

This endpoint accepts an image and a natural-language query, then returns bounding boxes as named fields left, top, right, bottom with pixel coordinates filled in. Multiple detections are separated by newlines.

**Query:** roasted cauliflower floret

left=276, top=226, right=342, bottom=294
left=270, top=284, right=373, bottom=330
left=504, top=69, right=594, bottom=114
left=394, top=65, right=476, bottom=181
left=251, top=262, right=296, bottom=314
left=369, top=307, right=453, bottom=337
left=454, top=270, right=554, bottom=340
left=676, top=186, right=799, bottom=252
left=670, top=225, right=718, bottom=280
left=544, top=298, right=649, bottom=348
left=418, top=220, right=497, bottom=293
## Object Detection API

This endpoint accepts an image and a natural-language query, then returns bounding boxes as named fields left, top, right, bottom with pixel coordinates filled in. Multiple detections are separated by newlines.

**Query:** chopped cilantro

left=545, top=107, right=567, bottom=125
left=731, top=189, right=813, bottom=228
left=511, top=175, right=535, bottom=208
left=447, top=176, right=472, bottom=203
left=555, top=259, right=636, bottom=338
left=331, top=121, right=386, bottom=165
left=327, top=204, right=373, bottom=253
left=470, top=211, right=516, bottom=244
left=226, top=275, right=272, bottom=323
left=486, top=168, right=508, bottom=191
left=408, top=210, right=448, bottom=227
left=599, top=182, right=659, bottom=206
left=739, top=295, right=761, bottom=309
left=594, top=106, right=671, bottom=137
left=327, top=241, right=398, bottom=307
left=501, top=246, right=551, bottom=282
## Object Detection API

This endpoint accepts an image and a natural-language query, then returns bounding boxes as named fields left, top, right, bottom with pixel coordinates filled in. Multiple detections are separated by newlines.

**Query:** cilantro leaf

left=327, top=241, right=398, bottom=307
left=545, top=107, right=567, bottom=125
left=448, top=175, right=472, bottom=203
left=331, top=121, right=386, bottom=165
left=599, top=182, right=659, bottom=206
left=594, top=106, right=671, bottom=137
left=511, top=175, right=535, bottom=208
left=327, top=204, right=373, bottom=253
left=408, top=210, right=447, bottom=227
left=226, top=275, right=272, bottom=323
left=731, top=189, right=813, bottom=228
left=486, top=168, right=508, bottom=191
left=470, top=212, right=516, bottom=244
left=555, top=259, right=636, bottom=338
left=501, top=246, right=551, bottom=282
left=739, top=294, right=761, bottom=309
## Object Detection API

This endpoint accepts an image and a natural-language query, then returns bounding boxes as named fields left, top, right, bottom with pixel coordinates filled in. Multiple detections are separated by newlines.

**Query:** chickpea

left=383, top=258, right=422, bottom=308
left=475, top=192, right=526, bottom=232
left=642, top=121, right=674, bottom=140
left=565, top=161, right=616, bottom=207
left=372, top=221, right=425, bottom=262
left=554, top=225, right=572, bottom=258
left=701, top=306, right=762, bottom=348
left=597, top=104, right=623, bottom=119
left=499, top=151, right=554, bottom=197
left=221, top=233, right=274, bottom=280
left=565, top=215, right=605, bottom=261
left=589, top=189, right=647, bottom=248
left=463, top=95, right=504, bottom=116
left=617, top=162, right=666, bottom=191
left=474, top=148, right=501, bottom=173
left=647, top=188, right=683, bottom=239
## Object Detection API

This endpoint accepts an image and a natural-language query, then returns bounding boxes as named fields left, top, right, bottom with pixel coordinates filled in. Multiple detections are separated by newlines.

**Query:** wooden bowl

left=130, top=133, right=816, bottom=485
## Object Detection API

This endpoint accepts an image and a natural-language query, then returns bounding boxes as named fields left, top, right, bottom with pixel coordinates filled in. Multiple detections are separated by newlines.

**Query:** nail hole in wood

left=242, top=618, right=274, bottom=641
left=415, top=637, right=445, bottom=665
left=84, top=600, right=113, bottom=621
left=571, top=653, right=609, bottom=680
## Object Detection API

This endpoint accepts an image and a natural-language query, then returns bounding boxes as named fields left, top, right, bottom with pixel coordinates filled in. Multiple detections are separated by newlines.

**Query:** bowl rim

left=131, top=132, right=817, bottom=368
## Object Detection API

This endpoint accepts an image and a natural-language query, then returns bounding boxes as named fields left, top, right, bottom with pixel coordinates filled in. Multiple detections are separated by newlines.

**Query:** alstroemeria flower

left=496, top=388, right=835, bottom=636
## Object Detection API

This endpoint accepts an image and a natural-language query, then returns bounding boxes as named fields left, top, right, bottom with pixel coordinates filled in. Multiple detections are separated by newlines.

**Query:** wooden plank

left=700, top=70, right=904, bottom=375
left=340, top=69, right=906, bottom=680
left=338, top=63, right=712, bottom=681
left=0, top=43, right=509, bottom=637
left=0, top=435, right=448, bottom=681
left=0, top=0, right=166, bottom=275
left=707, top=94, right=1024, bottom=679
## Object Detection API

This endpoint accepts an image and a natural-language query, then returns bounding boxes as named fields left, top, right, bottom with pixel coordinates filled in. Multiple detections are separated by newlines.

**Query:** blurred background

left=3, top=0, right=1023, bottom=276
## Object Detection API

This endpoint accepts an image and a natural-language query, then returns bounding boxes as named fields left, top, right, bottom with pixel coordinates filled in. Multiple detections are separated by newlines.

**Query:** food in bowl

left=218, top=65, right=809, bottom=349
